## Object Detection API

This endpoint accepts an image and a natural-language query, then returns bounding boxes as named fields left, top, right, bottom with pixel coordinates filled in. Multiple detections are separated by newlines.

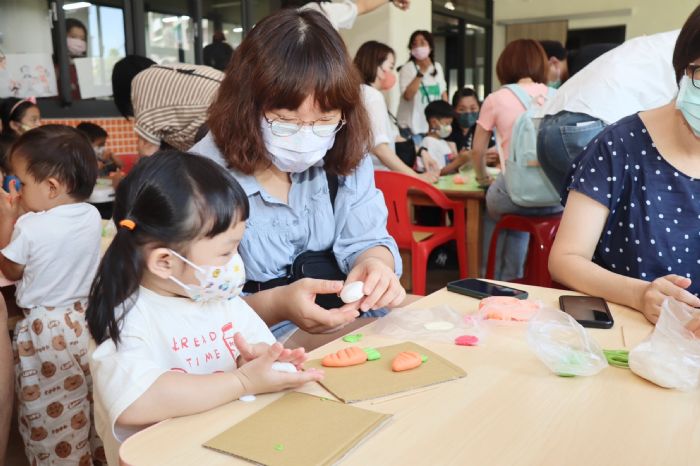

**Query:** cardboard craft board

left=203, top=392, right=391, bottom=466
left=305, top=341, right=467, bottom=403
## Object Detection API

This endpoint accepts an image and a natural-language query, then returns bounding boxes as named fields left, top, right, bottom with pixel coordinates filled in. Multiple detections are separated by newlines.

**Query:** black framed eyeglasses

left=688, top=64, right=700, bottom=89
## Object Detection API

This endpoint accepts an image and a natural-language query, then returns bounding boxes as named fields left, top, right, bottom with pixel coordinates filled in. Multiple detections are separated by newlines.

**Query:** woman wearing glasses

left=549, top=4, right=700, bottom=326
left=191, top=9, right=404, bottom=342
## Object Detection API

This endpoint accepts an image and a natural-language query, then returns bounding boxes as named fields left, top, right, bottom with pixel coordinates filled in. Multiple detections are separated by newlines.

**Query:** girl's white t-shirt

left=396, top=61, right=447, bottom=135
left=89, top=287, right=275, bottom=466
left=361, top=84, right=399, bottom=170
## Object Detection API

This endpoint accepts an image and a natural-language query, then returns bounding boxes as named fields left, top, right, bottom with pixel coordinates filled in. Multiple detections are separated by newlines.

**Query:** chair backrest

left=374, top=171, right=461, bottom=247
left=116, top=153, right=139, bottom=174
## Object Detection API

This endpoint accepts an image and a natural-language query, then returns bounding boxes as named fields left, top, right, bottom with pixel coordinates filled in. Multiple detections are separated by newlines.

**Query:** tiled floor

left=3, top=262, right=461, bottom=465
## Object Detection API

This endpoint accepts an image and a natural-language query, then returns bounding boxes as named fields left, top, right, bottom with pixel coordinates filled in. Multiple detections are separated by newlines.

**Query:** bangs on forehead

left=261, top=24, right=356, bottom=113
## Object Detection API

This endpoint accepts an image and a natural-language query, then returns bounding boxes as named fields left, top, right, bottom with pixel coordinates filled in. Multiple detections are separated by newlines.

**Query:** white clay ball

left=340, top=281, right=365, bottom=304
left=271, top=361, right=298, bottom=373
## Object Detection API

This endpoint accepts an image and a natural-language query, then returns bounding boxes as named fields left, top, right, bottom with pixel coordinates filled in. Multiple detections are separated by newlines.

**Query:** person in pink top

left=471, top=39, right=562, bottom=280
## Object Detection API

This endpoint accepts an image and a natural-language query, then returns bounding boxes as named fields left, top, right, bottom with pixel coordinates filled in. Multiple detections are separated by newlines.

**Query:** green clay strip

left=603, top=349, right=630, bottom=369
left=363, top=347, right=381, bottom=361
left=274, top=444, right=284, bottom=452
left=342, top=333, right=363, bottom=343
left=421, top=355, right=428, bottom=363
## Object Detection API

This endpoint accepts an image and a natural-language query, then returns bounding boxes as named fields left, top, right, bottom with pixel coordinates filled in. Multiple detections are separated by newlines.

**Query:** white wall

left=340, top=0, right=432, bottom=112
left=492, top=0, right=698, bottom=86
left=0, top=0, right=54, bottom=54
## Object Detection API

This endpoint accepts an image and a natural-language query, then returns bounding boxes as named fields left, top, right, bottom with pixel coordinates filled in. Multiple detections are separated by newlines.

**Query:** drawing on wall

left=0, top=51, right=58, bottom=98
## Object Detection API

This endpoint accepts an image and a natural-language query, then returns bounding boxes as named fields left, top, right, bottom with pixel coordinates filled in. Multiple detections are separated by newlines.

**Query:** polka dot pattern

left=563, top=115, right=700, bottom=292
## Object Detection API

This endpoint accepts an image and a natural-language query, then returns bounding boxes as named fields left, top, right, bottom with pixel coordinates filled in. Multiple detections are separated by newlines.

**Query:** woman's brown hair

left=354, top=40, right=395, bottom=85
left=673, top=4, right=700, bottom=83
left=208, top=9, right=371, bottom=175
left=496, top=39, right=548, bottom=85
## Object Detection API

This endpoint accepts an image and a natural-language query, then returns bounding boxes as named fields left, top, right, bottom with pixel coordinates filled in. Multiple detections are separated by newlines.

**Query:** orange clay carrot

left=321, top=346, right=368, bottom=367
left=391, top=351, right=423, bottom=372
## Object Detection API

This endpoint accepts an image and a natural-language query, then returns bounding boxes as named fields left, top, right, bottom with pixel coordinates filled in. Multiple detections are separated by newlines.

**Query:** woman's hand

left=235, top=343, right=323, bottom=395
left=422, top=151, right=440, bottom=174
left=283, top=279, right=361, bottom=333
left=418, top=172, right=439, bottom=184
left=234, top=332, right=307, bottom=368
left=346, top=257, right=405, bottom=312
left=638, top=275, right=700, bottom=324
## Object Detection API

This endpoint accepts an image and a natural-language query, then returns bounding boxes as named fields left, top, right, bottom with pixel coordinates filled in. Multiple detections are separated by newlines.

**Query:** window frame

left=432, top=0, right=494, bottom=97
left=36, top=1, right=298, bottom=117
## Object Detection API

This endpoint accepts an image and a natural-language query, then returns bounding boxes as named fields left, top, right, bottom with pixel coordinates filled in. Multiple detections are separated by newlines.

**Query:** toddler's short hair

left=10, top=125, right=97, bottom=201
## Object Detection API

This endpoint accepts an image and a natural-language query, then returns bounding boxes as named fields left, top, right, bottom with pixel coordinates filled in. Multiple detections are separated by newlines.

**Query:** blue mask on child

left=676, top=75, right=700, bottom=137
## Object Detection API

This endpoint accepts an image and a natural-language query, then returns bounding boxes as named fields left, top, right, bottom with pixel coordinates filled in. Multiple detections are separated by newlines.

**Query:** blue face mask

left=548, top=80, right=562, bottom=89
left=458, top=111, right=479, bottom=129
left=676, top=75, right=700, bottom=137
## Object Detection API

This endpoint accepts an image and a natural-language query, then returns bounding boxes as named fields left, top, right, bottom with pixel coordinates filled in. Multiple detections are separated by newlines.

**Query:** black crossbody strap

left=326, top=169, right=338, bottom=213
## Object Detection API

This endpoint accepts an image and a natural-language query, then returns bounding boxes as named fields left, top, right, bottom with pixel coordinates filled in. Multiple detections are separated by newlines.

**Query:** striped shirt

left=131, top=64, right=223, bottom=151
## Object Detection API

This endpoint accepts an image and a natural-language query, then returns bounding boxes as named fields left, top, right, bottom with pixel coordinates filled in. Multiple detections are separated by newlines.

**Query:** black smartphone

left=446, top=278, right=528, bottom=300
left=559, top=295, right=614, bottom=329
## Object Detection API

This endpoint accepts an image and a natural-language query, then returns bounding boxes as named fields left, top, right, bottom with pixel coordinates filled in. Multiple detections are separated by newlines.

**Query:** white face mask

left=93, top=146, right=105, bottom=159
left=168, top=250, right=245, bottom=303
left=67, top=37, right=87, bottom=57
left=261, top=119, right=336, bottom=173
left=436, top=123, right=452, bottom=139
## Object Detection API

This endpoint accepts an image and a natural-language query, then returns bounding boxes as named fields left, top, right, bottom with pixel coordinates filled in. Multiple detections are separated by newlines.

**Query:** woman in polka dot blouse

left=549, top=6, right=700, bottom=327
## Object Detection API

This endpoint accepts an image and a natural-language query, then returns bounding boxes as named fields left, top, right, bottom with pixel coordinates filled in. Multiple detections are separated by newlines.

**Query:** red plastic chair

left=115, top=153, right=139, bottom=174
left=486, top=214, right=562, bottom=287
left=375, top=171, right=468, bottom=295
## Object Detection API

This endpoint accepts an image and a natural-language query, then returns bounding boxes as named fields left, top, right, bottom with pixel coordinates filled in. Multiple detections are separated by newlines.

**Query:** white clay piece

left=271, top=361, right=298, bottom=373
left=423, top=321, right=455, bottom=331
left=340, top=281, right=365, bottom=304
left=239, top=395, right=256, bottom=402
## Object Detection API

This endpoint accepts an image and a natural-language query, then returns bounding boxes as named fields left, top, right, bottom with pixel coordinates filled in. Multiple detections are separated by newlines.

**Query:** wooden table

left=409, top=173, right=487, bottom=278
left=119, top=283, right=700, bottom=466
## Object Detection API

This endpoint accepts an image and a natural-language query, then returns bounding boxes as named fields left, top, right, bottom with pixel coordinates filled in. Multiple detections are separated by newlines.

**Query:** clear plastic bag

left=527, top=307, right=608, bottom=376
left=629, top=298, right=700, bottom=390
left=371, top=305, right=486, bottom=343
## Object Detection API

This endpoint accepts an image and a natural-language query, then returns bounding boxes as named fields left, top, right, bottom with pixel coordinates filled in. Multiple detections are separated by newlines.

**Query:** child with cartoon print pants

left=0, top=125, right=105, bottom=465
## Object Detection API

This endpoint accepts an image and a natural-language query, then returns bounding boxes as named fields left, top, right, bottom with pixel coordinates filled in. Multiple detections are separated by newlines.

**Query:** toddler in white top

left=87, top=151, right=323, bottom=466
left=0, top=125, right=104, bottom=465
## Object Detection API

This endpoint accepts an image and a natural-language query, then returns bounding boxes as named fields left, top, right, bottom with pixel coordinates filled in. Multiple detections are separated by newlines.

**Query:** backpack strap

left=503, top=84, right=533, bottom=111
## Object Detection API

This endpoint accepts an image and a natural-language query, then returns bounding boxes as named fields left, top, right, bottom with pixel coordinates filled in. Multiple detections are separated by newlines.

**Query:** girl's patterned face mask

left=168, top=250, right=245, bottom=303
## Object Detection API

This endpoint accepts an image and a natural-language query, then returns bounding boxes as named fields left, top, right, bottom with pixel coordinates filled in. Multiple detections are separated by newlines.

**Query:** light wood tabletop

left=119, top=283, right=700, bottom=466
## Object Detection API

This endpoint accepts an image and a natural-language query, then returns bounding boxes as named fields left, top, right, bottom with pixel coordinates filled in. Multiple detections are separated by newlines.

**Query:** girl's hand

left=638, top=275, right=700, bottom=324
left=346, top=257, right=405, bottom=312
left=0, top=180, right=20, bottom=222
left=235, top=343, right=323, bottom=395
left=234, top=332, right=308, bottom=368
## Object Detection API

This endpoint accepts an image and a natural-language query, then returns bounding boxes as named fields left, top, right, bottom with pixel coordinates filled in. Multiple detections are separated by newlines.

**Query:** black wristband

left=416, top=71, right=424, bottom=78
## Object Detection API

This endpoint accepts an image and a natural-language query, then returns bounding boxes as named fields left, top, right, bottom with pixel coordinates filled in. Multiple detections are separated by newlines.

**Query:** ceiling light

left=232, top=27, right=243, bottom=33
left=63, top=2, right=91, bottom=10
left=444, top=1, right=456, bottom=10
